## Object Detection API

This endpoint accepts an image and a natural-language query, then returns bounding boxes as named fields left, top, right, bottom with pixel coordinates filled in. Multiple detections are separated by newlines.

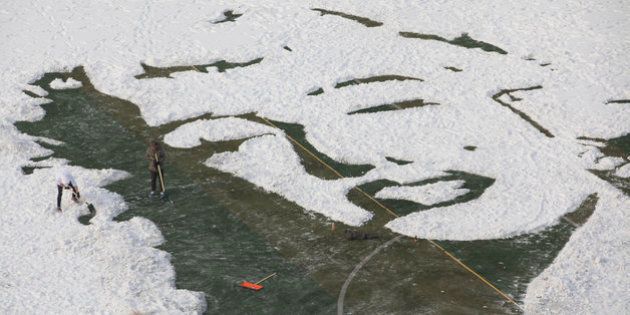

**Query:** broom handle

left=155, top=153, right=165, bottom=192
left=255, top=273, right=277, bottom=284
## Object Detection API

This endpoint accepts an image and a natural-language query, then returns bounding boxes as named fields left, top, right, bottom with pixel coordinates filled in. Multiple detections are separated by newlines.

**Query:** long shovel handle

left=155, top=153, right=165, bottom=193
left=255, top=273, right=277, bottom=284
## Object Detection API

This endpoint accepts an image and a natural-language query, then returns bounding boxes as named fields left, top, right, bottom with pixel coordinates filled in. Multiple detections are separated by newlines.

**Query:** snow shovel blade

left=87, top=203, right=96, bottom=213
left=239, top=272, right=277, bottom=291
left=239, top=281, right=264, bottom=291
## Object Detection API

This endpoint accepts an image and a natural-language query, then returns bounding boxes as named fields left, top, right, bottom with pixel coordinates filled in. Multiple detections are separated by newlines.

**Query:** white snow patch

left=205, top=135, right=373, bottom=226
left=614, top=163, right=630, bottom=178
left=375, top=180, right=469, bottom=205
left=164, top=117, right=275, bottom=148
left=22, top=84, right=48, bottom=97
left=33, top=136, right=64, bottom=146
left=592, top=156, right=626, bottom=171
left=579, top=146, right=605, bottom=168
left=49, top=77, right=83, bottom=90
left=0, top=161, right=206, bottom=313
left=524, top=189, right=630, bottom=314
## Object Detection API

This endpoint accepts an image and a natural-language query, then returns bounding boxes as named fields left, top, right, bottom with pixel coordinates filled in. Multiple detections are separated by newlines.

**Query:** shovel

left=73, top=191, right=95, bottom=213
left=155, top=153, right=166, bottom=194
left=239, top=273, right=277, bottom=291
left=85, top=201, right=96, bottom=213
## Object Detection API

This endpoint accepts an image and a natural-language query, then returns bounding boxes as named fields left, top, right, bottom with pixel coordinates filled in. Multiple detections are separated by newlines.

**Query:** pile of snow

left=375, top=180, right=469, bottom=206
left=0, top=125, right=205, bottom=313
left=524, top=189, right=630, bottom=314
left=22, top=84, right=48, bottom=97
left=49, top=77, right=82, bottom=90
left=590, top=156, right=626, bottom=171
left=206, top=134, right=373, bottom=226
left=164, top=117, right=275, bottom=148
left=615, top=163, right=630, bottom=178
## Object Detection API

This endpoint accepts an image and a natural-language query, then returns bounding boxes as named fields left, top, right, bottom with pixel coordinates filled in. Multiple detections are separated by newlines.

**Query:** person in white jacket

left=56, top=169, right=80, bottom=211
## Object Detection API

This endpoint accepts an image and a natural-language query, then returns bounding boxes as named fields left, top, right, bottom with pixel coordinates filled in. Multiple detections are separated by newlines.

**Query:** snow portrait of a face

left=1, top=1, right=628, bottom=314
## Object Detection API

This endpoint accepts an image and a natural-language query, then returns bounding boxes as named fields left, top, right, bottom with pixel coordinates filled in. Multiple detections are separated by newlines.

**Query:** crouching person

left=56, top=169, right=80, bottom=212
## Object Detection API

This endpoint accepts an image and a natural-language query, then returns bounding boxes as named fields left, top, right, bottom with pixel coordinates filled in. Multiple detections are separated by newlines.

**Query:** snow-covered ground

left=375, top=180, right=469, bottom=206
left=1, top=0, right=628, bottom=313
left=0, top=125, right=205, bottom=313
left=164, top=117, right=275, bottom=149
left=49, top=77, right=82, bottom=90
left=524, top=189, right=630, bottom=314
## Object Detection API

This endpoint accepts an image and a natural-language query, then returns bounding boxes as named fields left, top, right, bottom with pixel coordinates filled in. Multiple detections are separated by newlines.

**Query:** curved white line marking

left=337, top=235, right=403, bottom=315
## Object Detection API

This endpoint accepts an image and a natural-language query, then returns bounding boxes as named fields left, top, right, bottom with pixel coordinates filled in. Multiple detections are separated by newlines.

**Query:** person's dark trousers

left=57, top=184, right=79, bottom=209
left=57, top=185, right=63, bottom=208
left=150, top=169, right=164, bottom=192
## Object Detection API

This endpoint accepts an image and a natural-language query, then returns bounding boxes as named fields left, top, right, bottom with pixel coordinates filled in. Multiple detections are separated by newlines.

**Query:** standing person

left=56, top=168, right=80, bottom=212
left=146, top=139, right=166, bottom=197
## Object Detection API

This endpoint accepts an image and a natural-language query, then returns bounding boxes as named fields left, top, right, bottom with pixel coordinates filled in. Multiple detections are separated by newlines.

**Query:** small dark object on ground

left=344, top=229, right=379, bottom=241
left=87, top=202, right=96, bottom=213
left=240, top=273, right=277, bottom=291
left=213, top=10, right=242, bottom=24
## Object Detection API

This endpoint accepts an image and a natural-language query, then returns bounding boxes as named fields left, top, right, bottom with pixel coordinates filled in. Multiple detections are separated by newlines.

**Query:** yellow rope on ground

left=429, top=240, right=520, bottom=306
left=259, top=116, right=523, bottom=311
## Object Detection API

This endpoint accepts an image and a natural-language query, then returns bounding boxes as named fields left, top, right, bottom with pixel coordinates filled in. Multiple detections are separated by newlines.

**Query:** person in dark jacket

left=146, top=140, right=166, bottom=196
